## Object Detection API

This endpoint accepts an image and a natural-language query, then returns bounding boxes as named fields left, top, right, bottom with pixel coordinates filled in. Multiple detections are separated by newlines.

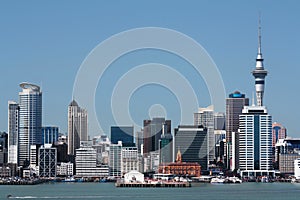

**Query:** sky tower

left=252, top=17, right=268, bottom=106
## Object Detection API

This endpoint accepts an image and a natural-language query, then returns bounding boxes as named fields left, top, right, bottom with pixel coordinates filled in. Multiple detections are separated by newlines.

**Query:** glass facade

left=110, top=126, right=134, bottom=146
left=174, top=125, right=208, bottom=170
left=18, top=83, right=42, bottom=166
left=8, top=101, right=19, bottom=164
left=42, top=126, right=59, bottom=144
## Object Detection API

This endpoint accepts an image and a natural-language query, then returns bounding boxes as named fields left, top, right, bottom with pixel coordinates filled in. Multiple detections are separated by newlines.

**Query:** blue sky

left=0, top=0, right=299, bottom=137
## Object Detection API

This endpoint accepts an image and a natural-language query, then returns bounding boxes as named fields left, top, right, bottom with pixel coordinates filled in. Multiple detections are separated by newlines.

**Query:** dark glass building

left=174, top=125, right=208, bottom=170
left=143, top=118, right=171, bottom=154
left=110, top=126, right=134, bottom=146
left=42, top=126, right=59, bottom=145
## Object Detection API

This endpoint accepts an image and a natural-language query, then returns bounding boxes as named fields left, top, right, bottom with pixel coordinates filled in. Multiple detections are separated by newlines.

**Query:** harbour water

left=1, top=182, right=300, bottom=200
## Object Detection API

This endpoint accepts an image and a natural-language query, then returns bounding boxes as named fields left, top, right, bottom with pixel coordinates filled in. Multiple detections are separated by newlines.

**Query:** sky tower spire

left=252, top=14, right=268, bottom=106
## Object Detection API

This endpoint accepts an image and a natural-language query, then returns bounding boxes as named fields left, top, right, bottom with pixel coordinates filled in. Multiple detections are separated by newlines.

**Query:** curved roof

left=19, top=82, right=40, bottom=91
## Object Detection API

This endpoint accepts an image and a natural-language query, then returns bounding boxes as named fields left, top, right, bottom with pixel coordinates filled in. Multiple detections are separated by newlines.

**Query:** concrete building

left=239, top=106, right=273, bottom=177
left=225, top=91, right=249, bottom=170
left=122, top=146, right=138, bottom=175
left=19, top=83, right=42, bottom=166
left=75, top=143, right=109, bottom=177
left=272, top=123, right=287, bottom=147
left=39, top=144, right=57, bottom=178
left=68, top=100, right=88, bottom=156
left=57, top=162, right=73, bottom=176
left=174, top=125, right=208, bottom=170
left=109, top=141, right=122, bottom=177
left=295, top=158, right=300, bottom=179
left=92, top=135, right=110, bottom=165
left=279, top=153, right=300, bottom=174
left=214, top=112, right=225, bottom=130
left=8, top=101, right=19, bottom=164
left=194, top=106, right=215, bottom=165
left=135, top=129, right=144, bottom=154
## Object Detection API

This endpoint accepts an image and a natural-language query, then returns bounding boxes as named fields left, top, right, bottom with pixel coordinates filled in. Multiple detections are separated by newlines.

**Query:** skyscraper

left=226, top=91, right=249, bottom=169
left=174, top=125, right=208, bottom=170
left=239, top=106, right=273, bottom=173
left=194, top=105, right=214, bottom=164
left=8, top=101, right=19, bottom=164
left=68, top=100, right=88, bottom=155
left=272, top=122, right=287, bottom=147
left=18, top=83, right=42, bottom=166
left=143, top=118, right=171, bottom=154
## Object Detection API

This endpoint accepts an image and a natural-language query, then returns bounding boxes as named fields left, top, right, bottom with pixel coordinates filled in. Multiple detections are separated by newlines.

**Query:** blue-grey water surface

left=1, top=182, right=300, bottom=200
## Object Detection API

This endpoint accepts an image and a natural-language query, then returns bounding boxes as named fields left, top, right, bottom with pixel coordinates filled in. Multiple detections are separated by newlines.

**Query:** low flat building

left=57, top=162, right=73, bottom=176
left=295, top=158, right=300, bottom=179
left=158, top=150, right=201, bottom=177
left=279, top=153, right=300, bottom=174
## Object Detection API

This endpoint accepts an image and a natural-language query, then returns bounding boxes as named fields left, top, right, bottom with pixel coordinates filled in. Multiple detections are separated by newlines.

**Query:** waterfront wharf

left=115, top=182, right=191, bottom=187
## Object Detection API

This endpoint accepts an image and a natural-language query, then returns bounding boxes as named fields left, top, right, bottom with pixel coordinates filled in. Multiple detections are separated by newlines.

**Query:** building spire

left=258, top=12, right=262, bottom=55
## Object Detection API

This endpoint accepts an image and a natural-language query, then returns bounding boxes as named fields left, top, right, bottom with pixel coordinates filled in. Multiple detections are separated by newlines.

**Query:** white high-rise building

left=109, top=141, right=122, bottom=178
left=294, top=158, right=300, bottom=180
left=8, top=101, right=19, bottom=164
left=194, top=105, right=214, bottom=165
left=121, top=146, right=138, bottom=174
left=19, top=83, right=42, bottom=166
left=68, top=100, right=88, bottom=155
left=239, top=106, right=273, bottom=177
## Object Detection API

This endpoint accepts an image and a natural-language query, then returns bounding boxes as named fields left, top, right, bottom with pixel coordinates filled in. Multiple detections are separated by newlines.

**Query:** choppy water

left=0, top=182, right=300, bottom=200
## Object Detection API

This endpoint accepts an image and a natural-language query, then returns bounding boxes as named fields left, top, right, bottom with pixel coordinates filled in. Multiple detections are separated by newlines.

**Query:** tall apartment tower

left=226, top=91, right=249, bottom=170
left=8, top=101, right=19, bottom=164
left=18, top=83, right=42, bottom=166
left=239, top=106, right=273, bottom=172
left=68, top=100, right=88, bottom=155
left=194, top=105, right=214, bottom=164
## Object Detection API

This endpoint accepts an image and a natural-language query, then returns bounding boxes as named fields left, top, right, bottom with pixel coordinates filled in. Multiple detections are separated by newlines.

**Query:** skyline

left=1, top=1, right=300, bottom=137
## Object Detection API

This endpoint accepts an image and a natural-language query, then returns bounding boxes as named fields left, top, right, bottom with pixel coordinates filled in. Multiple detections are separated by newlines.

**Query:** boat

left=62, top=177, right=76, bottom=182
left=227, top=177, right=242, bottom=183
left=260, top=176, right=269, bottom=183
left=192, top=176, right=212, bottom=183
left=211, top=177, right=225, bottom=184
